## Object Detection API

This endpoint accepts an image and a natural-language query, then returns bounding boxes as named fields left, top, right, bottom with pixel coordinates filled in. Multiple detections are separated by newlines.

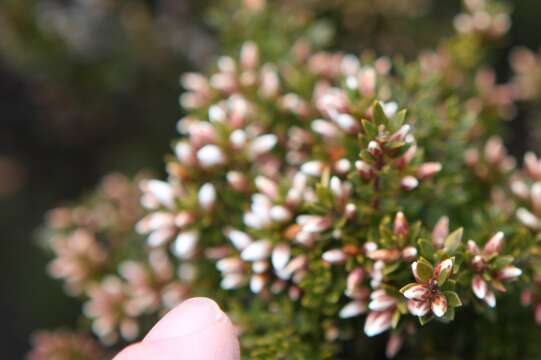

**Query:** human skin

left=113, top=297, right=240, bottom=360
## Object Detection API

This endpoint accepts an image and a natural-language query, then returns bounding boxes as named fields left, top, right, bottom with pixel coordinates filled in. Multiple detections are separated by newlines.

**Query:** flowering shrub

left=28, top=0, right=541, bottom=359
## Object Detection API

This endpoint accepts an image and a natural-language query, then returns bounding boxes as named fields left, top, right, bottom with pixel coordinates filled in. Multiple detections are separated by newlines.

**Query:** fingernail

left=143, top=297, right=226, bottom=342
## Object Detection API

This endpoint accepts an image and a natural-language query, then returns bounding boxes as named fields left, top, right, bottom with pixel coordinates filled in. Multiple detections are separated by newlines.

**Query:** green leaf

left=361, top=119, right=378, bottom=138
left=391, top=310, right=401, bottom=328
left=437, top=267, right=451, bottom=287
left=418, top=238, right=434, bottom=260
left=444, top=228, right=463, bottom=254
left=444, top=291, right=462, bottom=307
left=441, top=306, right=455, bottom=321
left=372, top=102, right=389, bottom=128
left=384, top=262, right=401, bottom=275
left=441, top=279, right=456, bottom=291
left=419, top=315, right=434, bottom=325
left=492, top=255, right=514, bottom=269
left=385, top=141, right=410, bottom=158
left=389, top=109, right=407, bottom=130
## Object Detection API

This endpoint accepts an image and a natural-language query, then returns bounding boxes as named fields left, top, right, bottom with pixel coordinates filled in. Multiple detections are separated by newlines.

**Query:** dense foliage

left=22, top=0, right=541, bottom=359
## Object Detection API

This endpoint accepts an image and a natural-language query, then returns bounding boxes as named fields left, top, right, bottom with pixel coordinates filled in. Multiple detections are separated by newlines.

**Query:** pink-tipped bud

left=524, top=152, right=541, bottom=181
left=240, top=41, right=259, bottom=70
left=322, top=249, right=347, bottom=264
left=367, top=248, right=401, bottom=262
left=510, top=180, right=529, bottom=200
left=497, top=265, right=522, bottom=280
left=271, top=243, right=291, bottom=271
left=355, top=160, right=373, bottom=180
left=394, top=211, right=409, bottom=237
left=346, top=267, right=365, bottom=296
left=345, top=203, right=357, bottom=218
left=402, top=246, right=418, bottom=262
left=432, top=216, right=449, bottom=249
left=400, top=176, right=419, bottom=190
left=416, top=162, right=442, bottom=180
left=227, top=171, right=248, bottom=192
left=198, top=183, right=216, bottom=210
left=339, top=301, right=367, bottom=318
left=517, top=208, right=541, bottom=229
left=390, top=125, right=411, bottom=142
left=431, top=292, right=448, bottom=317
left=255, top=176, right=279, bottom=200
left=483, top=231, right=504, bottom=255
left=301, top=160, right=324, bottom=177
left=472, top=275, right=488, bottom=299
left=368, top=141, right=383, bottom=158
left=364, top=310, right=393, bottom=337
left=484, top=136, right=505, bottom=164
left=196, top=144, right=226, bottom=168
left=532, top=182, right=541, bottom=214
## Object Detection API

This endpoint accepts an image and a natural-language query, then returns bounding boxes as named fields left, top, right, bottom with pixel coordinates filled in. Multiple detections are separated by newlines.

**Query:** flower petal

left=339, top=301, right=367, bottom=318
left=472, top=275, right=488, bottom=299
left=407, top=299, right=430, bottom=317
left=403, top=284, right=429, bottom=300
left=431, top=293, right=448, bottom=317
left=364, top=311, right=393, bottom=337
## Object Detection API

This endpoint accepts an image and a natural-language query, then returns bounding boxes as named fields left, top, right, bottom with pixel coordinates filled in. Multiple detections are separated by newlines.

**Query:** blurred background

left=1, top=0, right=541, bottom=358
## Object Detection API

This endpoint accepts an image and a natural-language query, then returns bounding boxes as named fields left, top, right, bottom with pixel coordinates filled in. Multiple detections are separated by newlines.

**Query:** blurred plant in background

left=2, top=0, right=541, bottom=358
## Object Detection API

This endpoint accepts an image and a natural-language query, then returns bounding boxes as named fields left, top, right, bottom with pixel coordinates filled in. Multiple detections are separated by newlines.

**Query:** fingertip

left=113, top=297, right=240, bottom=360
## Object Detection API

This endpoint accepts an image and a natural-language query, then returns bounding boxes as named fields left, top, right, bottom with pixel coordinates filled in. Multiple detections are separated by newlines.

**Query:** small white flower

left=172, top=230, right=199, bottom=259
left=197, top=144, right=226, bottom=167
left=224, top=228, right=252, bottom=250
left=339, top=301, right=367, bottom=318
left=198, top=183, right=216, bottom=210
left=241, top=240, right=272, bottom=262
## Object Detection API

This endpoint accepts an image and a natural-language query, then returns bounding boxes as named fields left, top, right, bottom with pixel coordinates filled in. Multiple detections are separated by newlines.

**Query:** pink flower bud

left=240, top=41, right=259, bottom=69
left=416, top=162, right=442, bottom=180
left=525, top=152, right=541, bottom=181
left=402, top=246, right=418, bottom=262
left=241, top=240, right=272, bottom=262
left=432, top=216, right=449, bottom=249
left=483, top=231, right=504, bottom=255
left=394, top=211, right=409, bottom=237
left=472, top=275, right=488, bottom=299
left=355, top=160, right=373, bottom=180
left=400, top=176, right=419, bottom=190
left=322, top=249, right=347, bottom=263
left=368, top=141, right=383, bottom=158
left=431, top=292, right=448, bottom=317
left=339, top=301, right=367, bottom=318
left=407, top=299, right=430, bottom=317
left=368, top=248, right=401, bottom=262
left=497, top=265, right=522, bottom=280
left=364, top=310, right=393, bottom=337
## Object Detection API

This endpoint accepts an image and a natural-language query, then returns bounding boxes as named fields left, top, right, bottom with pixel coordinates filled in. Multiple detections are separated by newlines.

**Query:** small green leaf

left=385, top=141, right=410, bottom=158
left=419, top=315, right=434, bottom=325
left=415, top=259, right=434, bottom=282
left=444, top=291, right=462, bottom=307
left=418, top=238, right=434, bottom=260
left=361, top=119, right=378, bottom=138
left=384, top=262, right=401, bottom=275
left=491, top=255, right=514, bottom=269
left=373, top=102, right=389, bottom=127
left=444, top=228, right=463, bottom=254
left=437, top=267, right=451, bottom=287
left=441, top=306, right=455, bottom=321
left=391, top=310, right=401, bottom=328
left=441, top=279, right=456, bottom=291
left=389, top=109, right=407, bottom=130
